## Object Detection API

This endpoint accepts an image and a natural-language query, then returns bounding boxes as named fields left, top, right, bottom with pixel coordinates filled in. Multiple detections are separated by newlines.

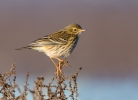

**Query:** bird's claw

left=59, top=59, right=71, bottom=68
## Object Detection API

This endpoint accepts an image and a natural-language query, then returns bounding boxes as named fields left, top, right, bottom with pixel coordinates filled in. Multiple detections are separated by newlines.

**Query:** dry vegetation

left=0, top=63, right=82, bottom=100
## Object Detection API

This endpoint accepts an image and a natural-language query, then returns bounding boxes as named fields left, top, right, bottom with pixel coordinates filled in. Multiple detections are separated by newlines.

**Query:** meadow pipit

left=16, top=23, right=85, bottom=75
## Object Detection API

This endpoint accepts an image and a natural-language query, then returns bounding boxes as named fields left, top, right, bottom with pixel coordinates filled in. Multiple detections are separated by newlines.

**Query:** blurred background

left=0, top=0, right=138, bottom=100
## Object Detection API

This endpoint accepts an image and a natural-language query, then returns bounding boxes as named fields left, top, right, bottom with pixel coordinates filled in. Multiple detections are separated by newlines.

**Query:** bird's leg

left=50, top=58, right=59, bottom=75
left=55, top=57, right=64, bottom=74
left=55, top=57, right=64, bottom=63
left=55, top=57, right=71, bottom=68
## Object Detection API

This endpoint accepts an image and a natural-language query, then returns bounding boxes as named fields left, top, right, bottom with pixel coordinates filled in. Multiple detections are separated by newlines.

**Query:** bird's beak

left=81, top=29, right=85, bottom=32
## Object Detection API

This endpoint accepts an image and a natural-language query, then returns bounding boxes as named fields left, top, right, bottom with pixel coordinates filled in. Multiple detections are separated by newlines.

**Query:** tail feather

left=15, top=46, right=31, bottom=50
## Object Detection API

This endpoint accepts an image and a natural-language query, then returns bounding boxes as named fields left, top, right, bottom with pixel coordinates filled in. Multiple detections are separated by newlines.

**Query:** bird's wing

left=30, top=30, right=69, bottom=46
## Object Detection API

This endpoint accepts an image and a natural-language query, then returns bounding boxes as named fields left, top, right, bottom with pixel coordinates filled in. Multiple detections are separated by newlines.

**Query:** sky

left=0, top=0, right=138, bottom=100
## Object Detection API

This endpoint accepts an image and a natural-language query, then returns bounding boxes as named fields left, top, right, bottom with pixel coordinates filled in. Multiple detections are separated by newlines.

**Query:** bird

left=15, top=23, right=85, bottom=75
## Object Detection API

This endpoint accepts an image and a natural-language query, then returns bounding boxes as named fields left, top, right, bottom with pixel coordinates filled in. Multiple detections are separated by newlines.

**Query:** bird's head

left=65, top=23, right=85, bottom=35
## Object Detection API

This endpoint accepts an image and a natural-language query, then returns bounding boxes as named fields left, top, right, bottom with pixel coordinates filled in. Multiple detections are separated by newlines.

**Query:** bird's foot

left=59, top=59, right=71, bottom=68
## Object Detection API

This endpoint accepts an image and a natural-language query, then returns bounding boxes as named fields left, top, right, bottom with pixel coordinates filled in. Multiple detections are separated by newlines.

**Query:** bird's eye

left=73, top=28, right=77, bottom=32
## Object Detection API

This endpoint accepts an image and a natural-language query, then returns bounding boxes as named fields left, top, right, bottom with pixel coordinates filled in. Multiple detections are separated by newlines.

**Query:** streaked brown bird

left=16, top=23, right=85, bottom=74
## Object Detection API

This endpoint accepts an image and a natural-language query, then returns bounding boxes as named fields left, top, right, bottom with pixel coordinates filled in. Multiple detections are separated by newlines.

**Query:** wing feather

left=30, top=30, right=70, bottom=47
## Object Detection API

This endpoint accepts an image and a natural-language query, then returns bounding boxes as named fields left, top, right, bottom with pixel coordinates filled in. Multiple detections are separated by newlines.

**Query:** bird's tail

left=15, top=46, right=32, bottom=50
